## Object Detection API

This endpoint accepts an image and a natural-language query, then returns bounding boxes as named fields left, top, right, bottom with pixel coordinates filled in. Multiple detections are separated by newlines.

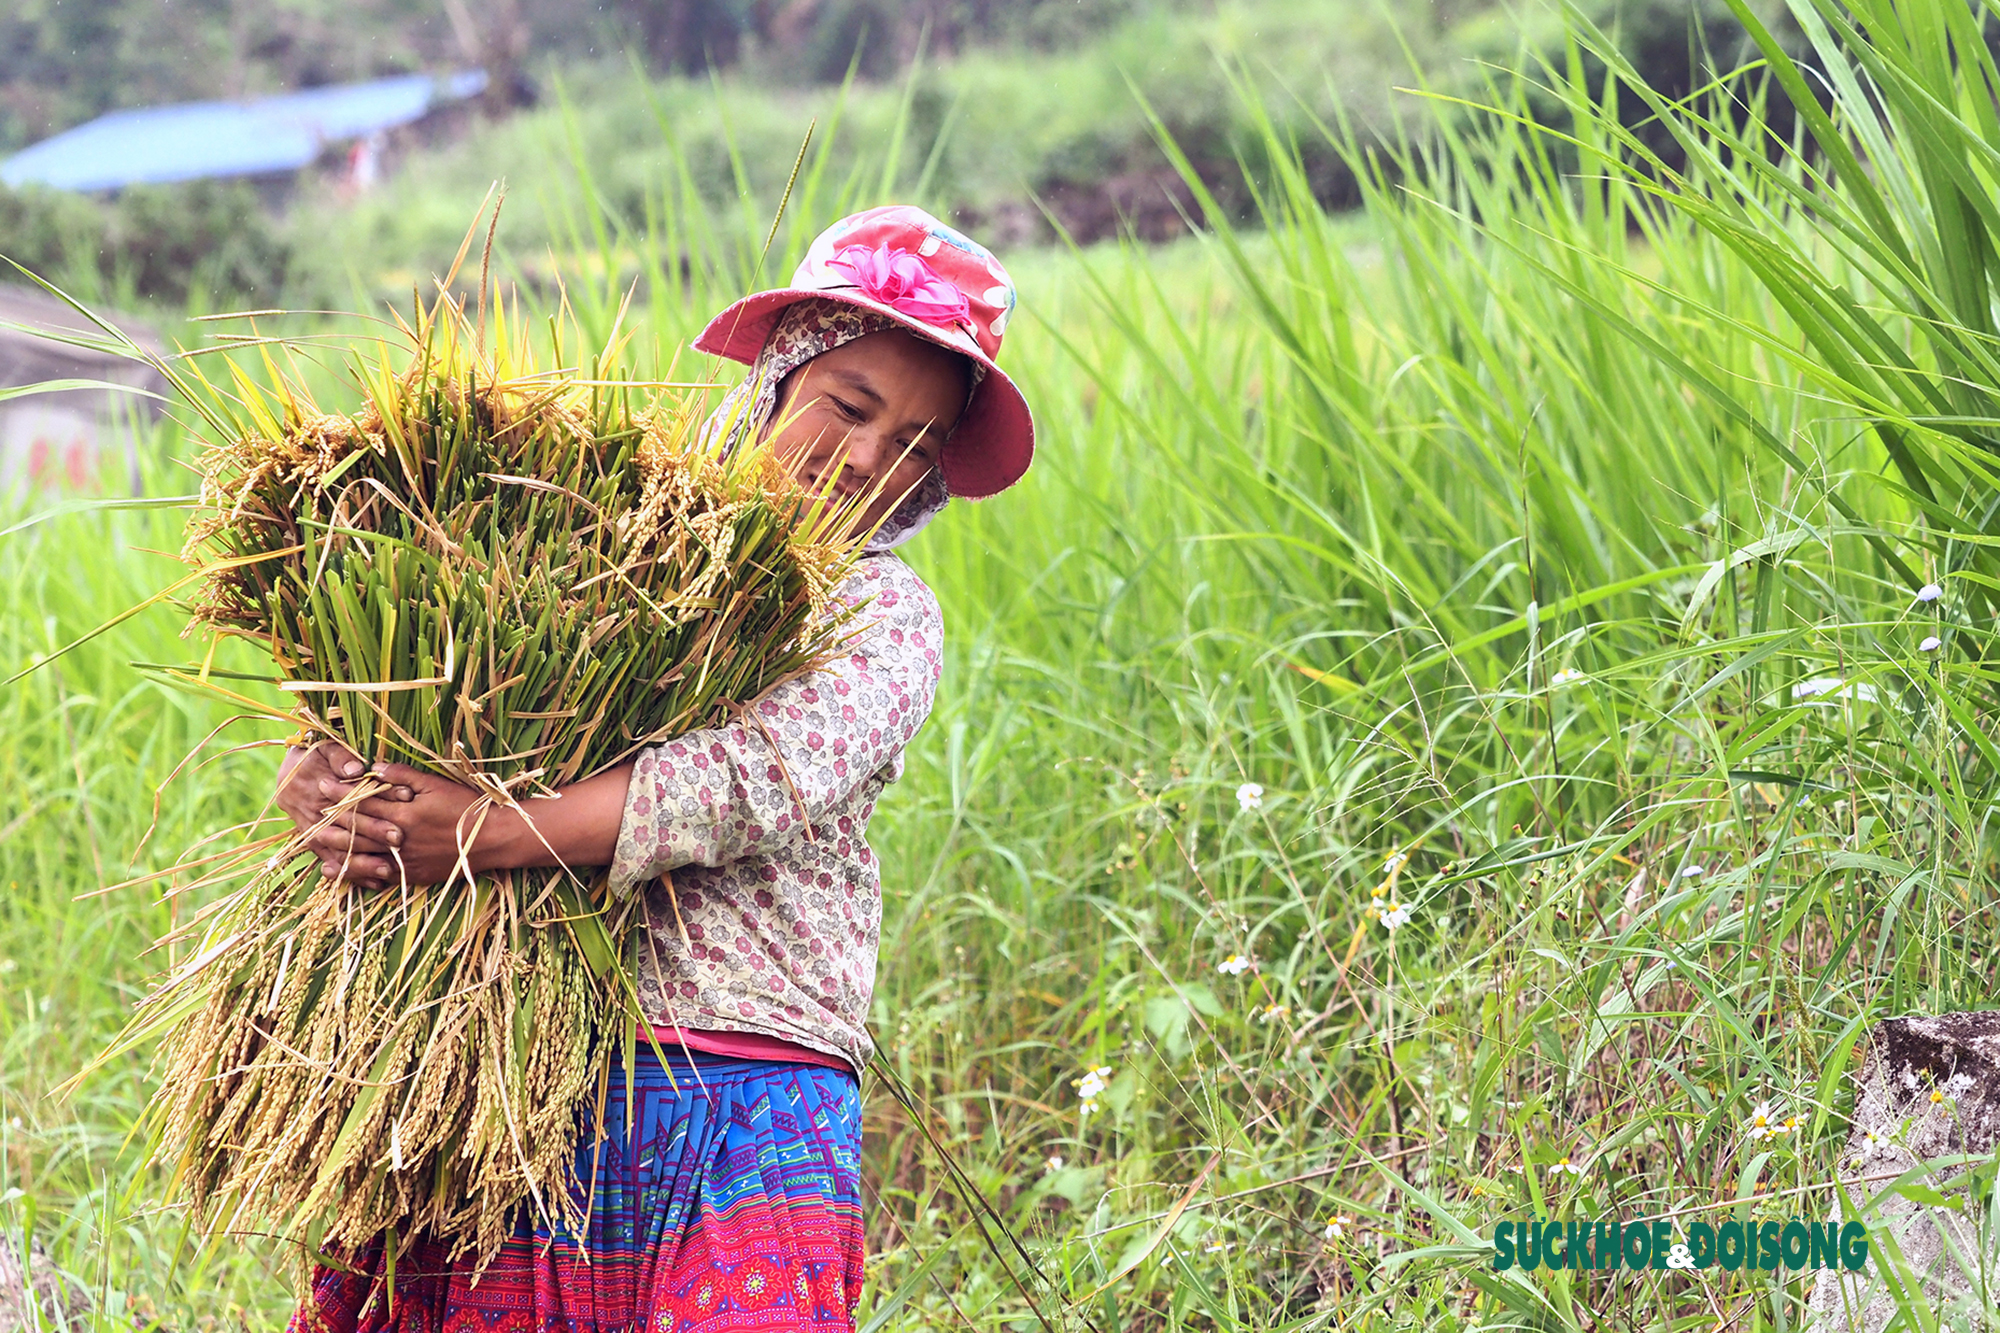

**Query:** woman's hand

left=335, top=762, right=493, bottom=888
left=275, top=742, right=414, bottom=884
left=278, top=746, right=636, bottom=888
left=279, top=753, right=490, bottom=888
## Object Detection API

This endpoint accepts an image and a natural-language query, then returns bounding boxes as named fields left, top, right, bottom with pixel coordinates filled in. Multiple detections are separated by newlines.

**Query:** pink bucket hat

left=694, top=205, right=1034, bottom=500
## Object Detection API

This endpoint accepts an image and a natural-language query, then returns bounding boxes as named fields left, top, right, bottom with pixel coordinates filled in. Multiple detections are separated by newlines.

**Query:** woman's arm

left=607, top=556, right=943, bottom=894
left=299, top=760, right=634, bottom=888
left=303, top=556, right=941, bottom=890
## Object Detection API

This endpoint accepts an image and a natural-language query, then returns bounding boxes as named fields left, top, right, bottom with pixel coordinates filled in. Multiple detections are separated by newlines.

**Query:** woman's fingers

left=275, top=750, right=326, bottom=828
left=316, top=776, right=414, bottom=809
left=285, top=743, right=365, bottom=792
left=286, top=769, right=421, bottom=871
left=311, top=775, right=412, bottom=812
left=306, top=825, right=394, bottom=858
left=276, top=748, right=422, bottom=890
left=320, top=851, right=397, bottom=885
left=370, top=761, right=426, bottom=795
left=314, top=806, right=405, bottom=849
left=277, top=743, right=372, bottom=830
left=314, top=741, right=367, bottom=780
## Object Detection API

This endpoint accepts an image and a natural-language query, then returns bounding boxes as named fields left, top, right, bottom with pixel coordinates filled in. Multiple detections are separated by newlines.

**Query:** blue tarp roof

left=1, top=70, right=488, bottom=192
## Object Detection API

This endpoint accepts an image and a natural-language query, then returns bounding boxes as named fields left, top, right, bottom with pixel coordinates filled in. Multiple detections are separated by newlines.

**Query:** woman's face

left=762, top=328, right=969, bottom=536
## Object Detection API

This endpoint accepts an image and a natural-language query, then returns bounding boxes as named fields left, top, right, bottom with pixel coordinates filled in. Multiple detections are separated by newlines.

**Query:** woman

left=276, top=204, right=1034, bottom=1332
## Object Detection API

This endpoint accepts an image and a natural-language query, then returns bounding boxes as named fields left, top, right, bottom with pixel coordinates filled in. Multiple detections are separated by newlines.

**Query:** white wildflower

left=1678, top=864, right=1705, bottom=880
left=1745, top=1100, right=1778, bottom=1142
left=1074, top=1065, right=1113, bottom=1105
left=1217, top=953, right=1253, bottom=976
left=1259, top=1003, right=1290, bottom=1024
left=1044, top=1154, right=1065, bottom=1174
left=1380, top=902, right=1413, bottom=930
left=1921, top=635, right=1943, bottom=653
left=1860, top=1127, right=1891, bottom=1160
left=1547, top=1157, right=1584, bottom=1177
left=1917, top=583, right=1944, bottom=603
left=1204, top=1239, right=1229, bottom=1253
left=1235, top=782, right=1264, bottom=812
left=1382, top=850, right=1409, bottom=874
left=1324, top=1215, right=1352, bottom=1242
left=1549, top=667, right=1586, bottom=687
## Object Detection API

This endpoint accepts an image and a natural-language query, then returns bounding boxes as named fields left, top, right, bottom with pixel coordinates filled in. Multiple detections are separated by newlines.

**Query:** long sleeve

left=609, top=553, right=943, bottom=897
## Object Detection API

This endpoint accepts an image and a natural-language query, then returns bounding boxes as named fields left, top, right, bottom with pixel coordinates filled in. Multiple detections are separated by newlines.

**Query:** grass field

left=7, top=2, right=2000, bottom=1329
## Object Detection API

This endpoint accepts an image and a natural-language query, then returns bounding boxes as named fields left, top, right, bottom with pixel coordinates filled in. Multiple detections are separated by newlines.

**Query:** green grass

left=9, top=1, right=2000, bottom=1328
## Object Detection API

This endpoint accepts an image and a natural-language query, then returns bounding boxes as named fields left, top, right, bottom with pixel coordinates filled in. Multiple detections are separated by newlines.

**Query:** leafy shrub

left=0, top=178, right=288, bottom=307
left=102, top=180, right=290, bottom=306
left=0, top=182, right=103, bottom=288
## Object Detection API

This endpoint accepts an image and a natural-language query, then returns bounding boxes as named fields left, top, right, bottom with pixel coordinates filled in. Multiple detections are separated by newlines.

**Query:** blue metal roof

left=1, top=70, right=488, bottom=192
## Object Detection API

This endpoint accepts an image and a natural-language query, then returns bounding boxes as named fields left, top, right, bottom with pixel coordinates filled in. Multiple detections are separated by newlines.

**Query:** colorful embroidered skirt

left=290, top=1049, right=865, bottom=1333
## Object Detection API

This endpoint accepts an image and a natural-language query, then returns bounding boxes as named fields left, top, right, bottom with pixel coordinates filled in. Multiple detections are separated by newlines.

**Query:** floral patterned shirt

left=609, top=552, right=943, bottom=1074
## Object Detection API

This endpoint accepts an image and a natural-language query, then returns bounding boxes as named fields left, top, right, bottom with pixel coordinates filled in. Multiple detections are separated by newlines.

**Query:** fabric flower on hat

left=827, top=244, right=971, bottom=326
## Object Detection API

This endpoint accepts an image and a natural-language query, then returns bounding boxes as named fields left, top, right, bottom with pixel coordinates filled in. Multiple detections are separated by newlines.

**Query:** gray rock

left=1810, top=1012, right=2000, bottom=1332
left=0, top=1233, right=88, bottom=1331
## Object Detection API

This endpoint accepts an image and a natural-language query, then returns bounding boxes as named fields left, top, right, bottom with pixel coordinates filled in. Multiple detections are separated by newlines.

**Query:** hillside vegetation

left=2, top=0, right=1789, bottom=311
left=6, top=1, right=2000, bottom=1329
left=0, top=0, right=1189, bottom=151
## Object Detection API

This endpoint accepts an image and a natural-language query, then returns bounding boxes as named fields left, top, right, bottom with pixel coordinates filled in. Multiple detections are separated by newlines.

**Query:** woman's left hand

left=317, top=763, right=499, bottom=888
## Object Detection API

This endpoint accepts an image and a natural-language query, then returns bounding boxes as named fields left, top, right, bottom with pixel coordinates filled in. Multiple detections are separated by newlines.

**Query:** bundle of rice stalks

left=102, top=287, right=857, bottom=1266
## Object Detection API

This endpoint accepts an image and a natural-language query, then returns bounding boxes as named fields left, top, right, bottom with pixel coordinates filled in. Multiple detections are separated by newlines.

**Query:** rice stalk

left=105, top=281, right=859, bottom=1269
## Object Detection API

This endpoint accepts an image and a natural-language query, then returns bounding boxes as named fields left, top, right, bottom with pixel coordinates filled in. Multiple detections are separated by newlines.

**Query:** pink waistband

left=645, top=1025, right=854, bottom=1075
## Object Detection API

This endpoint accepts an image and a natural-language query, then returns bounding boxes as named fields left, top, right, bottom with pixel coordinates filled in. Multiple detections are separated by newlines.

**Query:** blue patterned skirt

left=291, top=1048, right=866, bottom=1332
